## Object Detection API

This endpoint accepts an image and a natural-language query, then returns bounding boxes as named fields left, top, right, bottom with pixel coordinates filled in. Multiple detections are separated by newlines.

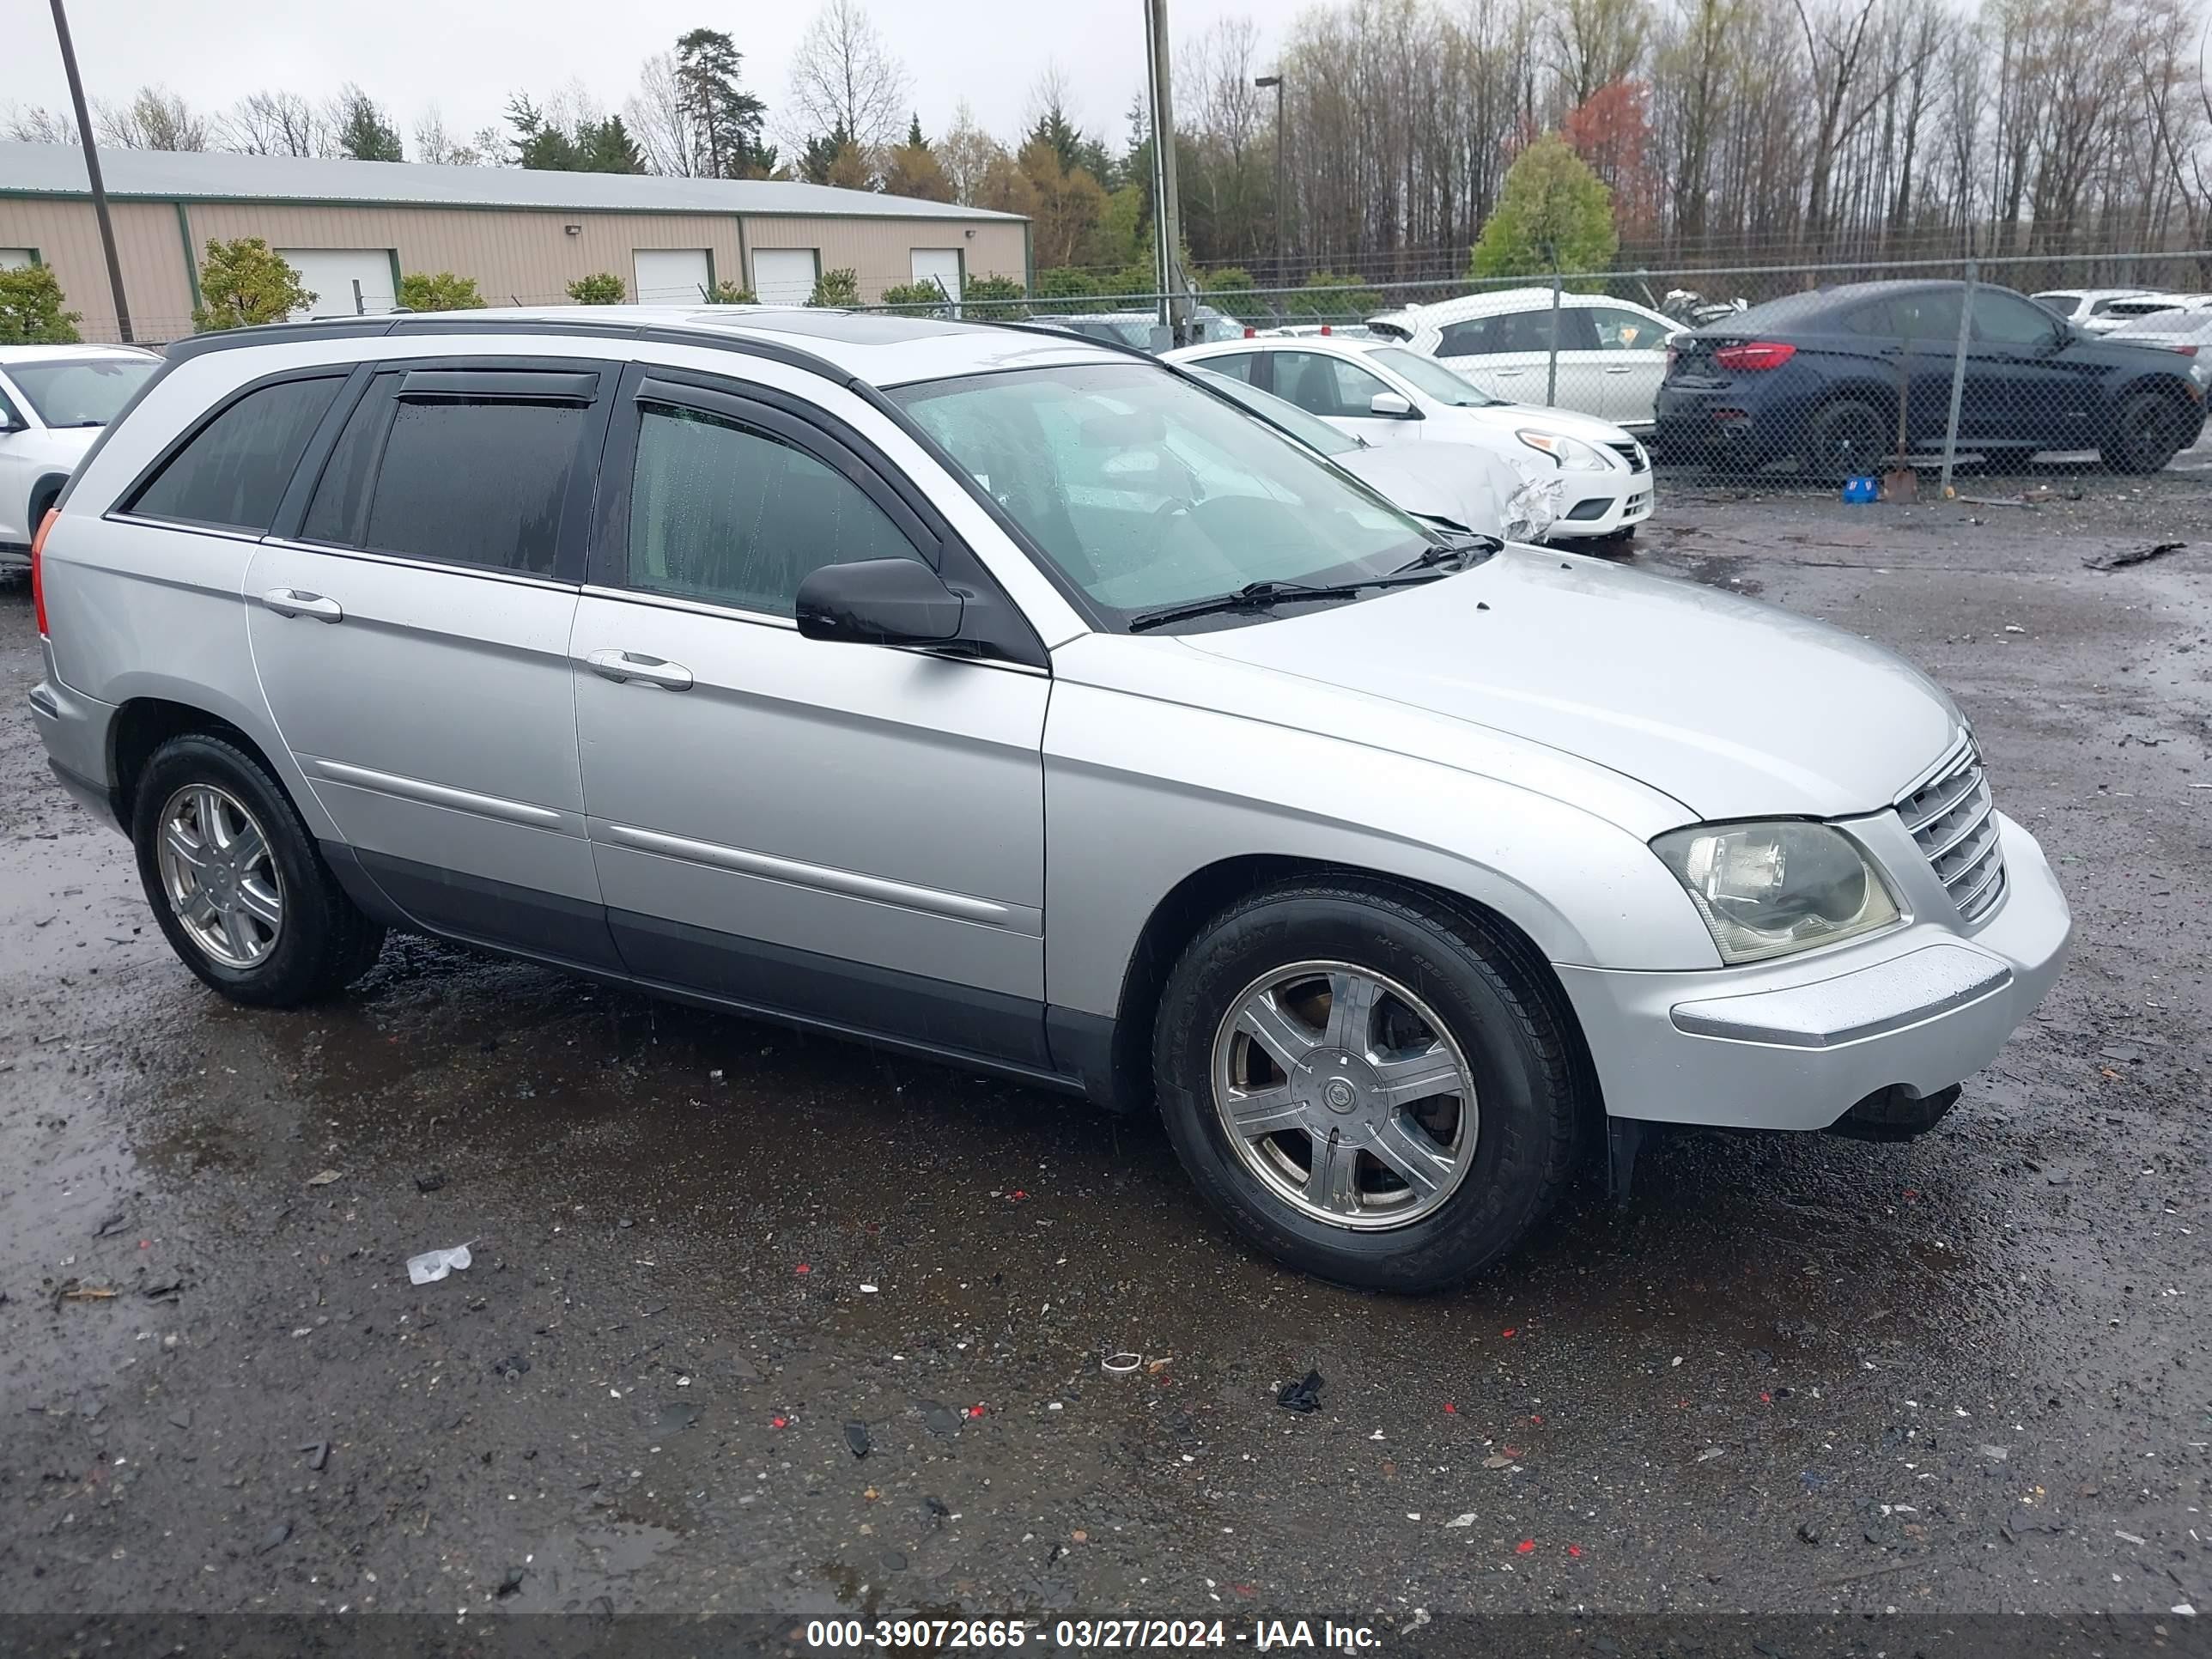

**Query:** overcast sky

left=3, top=0, right=1285, bottom=157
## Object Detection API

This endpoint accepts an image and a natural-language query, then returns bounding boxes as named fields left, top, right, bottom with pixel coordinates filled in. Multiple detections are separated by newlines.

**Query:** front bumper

left=1543, top=470, right=1655, bottom=539
left=1556, top=812, right=2072, bottom=1133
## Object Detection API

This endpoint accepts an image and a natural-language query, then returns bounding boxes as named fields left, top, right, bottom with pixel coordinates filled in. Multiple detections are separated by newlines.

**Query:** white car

left=1364, top=289, right=1680, bottom=430
left=0, top=344, right=161, bottom=562
left=2075, top=293, right=2212, bottom=336
left=1164, top=335, right=1652, bottom=542
left=2031, top=288, right=2158, bottom=330
left=1188, top=366, right=1559, bottom=542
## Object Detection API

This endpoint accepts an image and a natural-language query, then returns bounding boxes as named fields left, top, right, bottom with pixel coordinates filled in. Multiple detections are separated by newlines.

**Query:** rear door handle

left=586, top=648, right=694, bottom=691
left=1603, top=366, right=1634, bottom=374
left=260, top=587, right=343, bottom=623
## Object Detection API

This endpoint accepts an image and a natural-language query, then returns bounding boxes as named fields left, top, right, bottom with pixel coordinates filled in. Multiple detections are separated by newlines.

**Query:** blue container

left=1840, top=476, right=1879, bottom=504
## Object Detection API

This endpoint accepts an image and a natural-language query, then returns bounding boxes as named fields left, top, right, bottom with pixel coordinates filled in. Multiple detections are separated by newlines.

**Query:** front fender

left=1042, top=678, right=1721, bottom=1020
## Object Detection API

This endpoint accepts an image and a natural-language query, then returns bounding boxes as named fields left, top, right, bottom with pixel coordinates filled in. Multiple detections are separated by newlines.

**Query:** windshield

left=1366, top=347, right=1500, bottom=406
left=891, top=362, right=1433, bottom=627
left=1192, top=368, right=1360, bottom=455
left=7, top=356, right=156, bottom=427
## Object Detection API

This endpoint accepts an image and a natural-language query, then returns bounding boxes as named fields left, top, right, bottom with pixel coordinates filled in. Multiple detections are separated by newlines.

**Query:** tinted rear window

left=343, top=395, right=583, bottom=577
left=386, top=404, right=579, bottom=574
left=128, top=376, right=343, bottom=532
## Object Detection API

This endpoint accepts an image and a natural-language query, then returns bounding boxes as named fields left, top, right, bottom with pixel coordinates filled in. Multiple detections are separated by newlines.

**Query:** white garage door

left=910, top=248, right=962, bottom=306
left=751, top=248, right=818, bottom=306
left=280, top=249, right=396, bottom=319
left=634, top=248, right=712, bottom=304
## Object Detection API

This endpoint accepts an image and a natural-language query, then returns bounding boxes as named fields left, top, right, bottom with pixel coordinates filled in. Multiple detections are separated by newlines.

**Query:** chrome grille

left=1897, top=739, right=2007, bottom=925
left=1607, top=441, right=1650, bottom=474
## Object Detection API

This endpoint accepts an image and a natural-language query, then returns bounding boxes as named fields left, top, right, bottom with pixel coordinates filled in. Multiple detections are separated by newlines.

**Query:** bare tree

left=626, top=51, right=698, bottom=176
left=3, top=105, right=79, bottom=144
left=221, top=90, right=325, bottom=156
left=413, top=106, right=490, bottom=167
left=786, top=0, right=910, bottom=155
left=95, top=85, right=210, bottom=151
left=937, top=100, right=1005, bottom=204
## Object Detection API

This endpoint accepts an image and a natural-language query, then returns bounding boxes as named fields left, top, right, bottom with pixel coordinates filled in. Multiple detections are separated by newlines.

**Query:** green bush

left=1285, top=271, right=1383, bottom=320
left=878, top=280, right=949, bottom=309
left=807, top=267, right=861, bottom=307
left=705, top=280, right=757, bottom=304
left=194, top=238, right=313, bottom=331
left=1200, top=266, right=1256, bottom=295
left=398, top=271, right=485, bottom=312
left=566, top=271, right=627, bottom=305
left=0, top=264, right=82, bottom=344
left=1034, top=267, right=1100, bottom=301
left=961, top=274, right=1025, bottom=320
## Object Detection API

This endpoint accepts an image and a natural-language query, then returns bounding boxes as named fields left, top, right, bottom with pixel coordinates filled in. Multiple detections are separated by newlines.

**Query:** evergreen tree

left=674, top=27, right=769, bottom=178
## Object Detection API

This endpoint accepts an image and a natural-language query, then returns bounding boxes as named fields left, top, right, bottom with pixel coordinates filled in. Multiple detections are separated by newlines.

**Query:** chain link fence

left=79, top=248, right=2212, bottom=495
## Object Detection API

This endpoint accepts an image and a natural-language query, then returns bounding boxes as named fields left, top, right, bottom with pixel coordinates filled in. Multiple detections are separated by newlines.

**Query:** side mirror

left=796, top=557, right=964, bottom=647
left=0, top=411, right=24, bottom=435
left=1368, top=392, right=1417, bottom=418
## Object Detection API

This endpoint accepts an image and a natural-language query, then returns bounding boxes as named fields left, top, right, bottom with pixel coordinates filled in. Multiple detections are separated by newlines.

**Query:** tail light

left=1713, top=341, right=1797, bottom=372
left=1319, top=325, right=1332, bottom=335
left=1243, top=325, right=1255, bottom=337
left=30, top=507, right=56, bottom=639
left=2168, top=343, right=2198, bottom=356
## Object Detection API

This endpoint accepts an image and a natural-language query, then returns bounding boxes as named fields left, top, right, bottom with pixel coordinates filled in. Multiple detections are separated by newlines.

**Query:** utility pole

left=48, top=0, right=133, bottom=344
left=1144, top=0, right=1189, bottom=346
left=1255, top=73, right=1285, bottom=290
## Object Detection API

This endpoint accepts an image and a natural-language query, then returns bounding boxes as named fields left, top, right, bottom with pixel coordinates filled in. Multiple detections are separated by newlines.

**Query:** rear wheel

left=131, top=733, right=384, bottom=1006
left=1152, top=878, right=1583, bottom=1291
left=1802, top=398, right=1887, bottom=481
left=2106, top=389, right=2195, bottom=475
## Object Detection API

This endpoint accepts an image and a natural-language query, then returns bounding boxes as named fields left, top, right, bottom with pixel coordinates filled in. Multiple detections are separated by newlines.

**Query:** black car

left=1653, top=279, right=2208, bottom=476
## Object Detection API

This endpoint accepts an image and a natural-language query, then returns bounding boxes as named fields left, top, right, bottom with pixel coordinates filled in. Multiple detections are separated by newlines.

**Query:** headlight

left=1516, top=429, right=1613, bottom=471
left=1651, top=822, right=1901, bottom=964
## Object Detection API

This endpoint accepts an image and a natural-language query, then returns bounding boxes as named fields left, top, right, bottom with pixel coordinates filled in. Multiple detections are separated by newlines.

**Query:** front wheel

left=1152, top=879, right=1583, bottom=1291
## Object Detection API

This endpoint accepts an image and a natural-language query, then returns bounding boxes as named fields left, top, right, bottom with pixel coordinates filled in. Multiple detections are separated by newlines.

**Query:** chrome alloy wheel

left=1209, top=960, right=1478, bottom=1230
left=155, top=783, right=283, bottom=969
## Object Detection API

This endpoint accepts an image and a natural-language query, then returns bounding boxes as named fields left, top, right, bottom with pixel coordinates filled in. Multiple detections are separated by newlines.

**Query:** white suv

left=27, top=307, right=2071, bottom=1291
left=1367, top=290, right=1679, bottom=431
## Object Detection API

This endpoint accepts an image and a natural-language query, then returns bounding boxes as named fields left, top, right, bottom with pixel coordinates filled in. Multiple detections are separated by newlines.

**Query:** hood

left=1338, top=443, right=1509, bottom=529
left=1180, top=547, right=1960, bottom=820
left=1441, top=400, right=1638, bottom=448
left=5, top=425, right=100, bottom=467
left=1337, top=441, right=1559, bottom=541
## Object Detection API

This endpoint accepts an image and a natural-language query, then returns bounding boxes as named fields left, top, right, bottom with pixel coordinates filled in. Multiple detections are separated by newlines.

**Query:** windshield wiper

left=1127, top=571, right=1445, bottom=633
left=1393, top=532, right=1502, bottom=574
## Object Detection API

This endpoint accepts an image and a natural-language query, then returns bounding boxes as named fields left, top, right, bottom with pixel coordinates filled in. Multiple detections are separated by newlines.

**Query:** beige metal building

left=0, top=142, right=1030, bottom=343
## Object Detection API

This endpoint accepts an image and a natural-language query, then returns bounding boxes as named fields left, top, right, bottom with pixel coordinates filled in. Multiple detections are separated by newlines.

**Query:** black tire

left=1152, top=878, right=1583, bottom=1292
left=2105, top=389, right=2196, bottom=475
left=1801, top=398, right=1887, bottom=482
left=131, top=733, right=385, bottom=1006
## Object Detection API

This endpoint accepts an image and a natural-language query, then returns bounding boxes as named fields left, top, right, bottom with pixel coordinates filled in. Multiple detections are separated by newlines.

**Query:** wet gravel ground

left=0, top=474, right=2208, bottom=1626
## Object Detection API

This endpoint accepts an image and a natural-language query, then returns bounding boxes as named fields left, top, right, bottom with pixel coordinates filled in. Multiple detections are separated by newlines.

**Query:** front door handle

left=586, top=648, right=694, bottom=691
left=261, top=587, right=343, bottom=623
left=1603, top=365, right=1634, bottom=374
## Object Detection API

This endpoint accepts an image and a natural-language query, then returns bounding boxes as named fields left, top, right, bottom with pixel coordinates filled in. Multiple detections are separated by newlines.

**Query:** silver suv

left=28, top=307, right=2073, bottom=1291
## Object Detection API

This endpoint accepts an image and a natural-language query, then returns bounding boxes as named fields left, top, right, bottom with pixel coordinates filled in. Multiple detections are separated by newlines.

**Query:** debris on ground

left=1277, top=1370, right=1325, bottom=1413
left=299, top=1441, right=329, bottom=1472
left=2085, top=540, right=2187, bottom=571
left=414, top=1170, right=447, bottom=1194
left=406, top=1243, right=472, bottom=1285
left=1103, top=1352, right=1141, bottom=1375
left=919, top=1401, right=961, bottom=1437
left=305, top=1169, right=343, bottom=1188
left=844, top=1420, right=872, bottom=1458
left=93, top=1211, right=129, bottom=1237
